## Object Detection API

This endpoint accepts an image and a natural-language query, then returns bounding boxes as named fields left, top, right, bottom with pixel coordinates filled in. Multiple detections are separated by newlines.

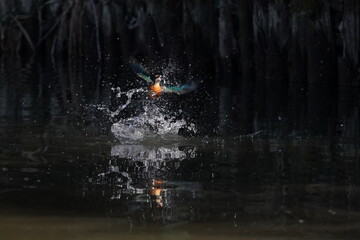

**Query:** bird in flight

left=129, top=62, right=197, bottom=99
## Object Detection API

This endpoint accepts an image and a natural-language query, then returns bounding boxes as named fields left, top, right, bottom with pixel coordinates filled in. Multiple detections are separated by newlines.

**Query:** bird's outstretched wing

left=163, top=82, right=197, bottom=95
left=129, top=62, right=153, bottom=83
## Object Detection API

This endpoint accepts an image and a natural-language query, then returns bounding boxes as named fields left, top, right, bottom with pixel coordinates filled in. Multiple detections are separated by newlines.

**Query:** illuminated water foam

left=110, top=87, right=196, bottom=142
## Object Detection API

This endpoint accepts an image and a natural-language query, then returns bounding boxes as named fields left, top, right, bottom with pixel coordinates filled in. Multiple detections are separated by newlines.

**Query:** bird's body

left=148, top=76, right=163, bottom=99
left=129, top=62, right=197, bottom=99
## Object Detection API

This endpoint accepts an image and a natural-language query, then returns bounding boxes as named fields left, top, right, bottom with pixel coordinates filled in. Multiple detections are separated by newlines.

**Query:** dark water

left=0, top=65, right=360, bottom=239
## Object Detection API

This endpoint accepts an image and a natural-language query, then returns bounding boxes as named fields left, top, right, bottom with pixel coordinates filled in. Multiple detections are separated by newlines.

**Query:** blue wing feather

left=129, top=62, right=153, bottom=83
left=163, top=82, right=197, bottom=95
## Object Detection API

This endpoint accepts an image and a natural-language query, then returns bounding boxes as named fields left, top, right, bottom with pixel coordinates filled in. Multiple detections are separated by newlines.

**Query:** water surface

left=0, top=64, right=359, bottom=239
left=1, top=122, right=359, bottom=239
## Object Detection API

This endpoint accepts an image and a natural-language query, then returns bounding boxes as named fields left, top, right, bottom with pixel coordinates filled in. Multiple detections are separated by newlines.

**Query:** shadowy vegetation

left=0, top=0, right=359, bottom=135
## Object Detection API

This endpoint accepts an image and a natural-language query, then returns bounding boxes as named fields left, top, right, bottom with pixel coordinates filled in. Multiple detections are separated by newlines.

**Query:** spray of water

left=109, top=87, right=146, bottom=117
left=108, top=85, right=196, bottom=142
left=111, top=60, right=197, bottom=141
left=86, top=61, right=198, bottom=142
left=111, top=103, right=196, bottom=142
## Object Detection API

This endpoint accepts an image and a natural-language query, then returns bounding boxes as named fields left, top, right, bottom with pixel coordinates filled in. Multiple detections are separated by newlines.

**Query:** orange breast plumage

left=149, top=84, right=162, bottom=98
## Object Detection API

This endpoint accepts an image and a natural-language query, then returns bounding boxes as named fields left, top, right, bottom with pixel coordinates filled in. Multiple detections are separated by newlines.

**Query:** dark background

left=0, top=0, right=359, bottom=136
left=1, top=2, right=360, bottom=237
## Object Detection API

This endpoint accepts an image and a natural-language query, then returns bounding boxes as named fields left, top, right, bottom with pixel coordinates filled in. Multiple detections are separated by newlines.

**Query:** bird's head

left=155, top=75, right=162, bottom=83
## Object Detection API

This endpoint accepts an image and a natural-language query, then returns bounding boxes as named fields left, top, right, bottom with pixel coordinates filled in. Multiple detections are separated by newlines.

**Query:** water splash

left=96, top=61, right=197, bottom=141
left=109, top=87, right=146, bottom=117
left=93, top=81, right=197, bottom=142
left=111, top=104, right=196, bottom=142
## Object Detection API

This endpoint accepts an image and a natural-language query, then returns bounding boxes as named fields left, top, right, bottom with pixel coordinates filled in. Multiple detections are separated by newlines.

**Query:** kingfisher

left=129, top=62, right=197, bottom=99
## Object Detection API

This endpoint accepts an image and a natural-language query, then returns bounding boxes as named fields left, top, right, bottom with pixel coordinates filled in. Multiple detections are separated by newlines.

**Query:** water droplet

left=328, top=209, right=336, bottom=215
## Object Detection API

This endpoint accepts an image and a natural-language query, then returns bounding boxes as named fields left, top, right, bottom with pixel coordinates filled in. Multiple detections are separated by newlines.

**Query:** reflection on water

left=111, top=144, right=196, bottom=161
left=106, top=144, right=199, bottom=209
left=0, top=123, right=360, bottom=239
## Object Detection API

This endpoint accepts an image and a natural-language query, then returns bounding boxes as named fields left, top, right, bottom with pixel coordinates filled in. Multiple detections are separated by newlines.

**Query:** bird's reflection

left=149, top=179, right=165, bottom=207
left=111, top=144, right=196, bottom=161
left=94, top=144, right=202, bottom=212
left=150, top=179, right=165, bottom=208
